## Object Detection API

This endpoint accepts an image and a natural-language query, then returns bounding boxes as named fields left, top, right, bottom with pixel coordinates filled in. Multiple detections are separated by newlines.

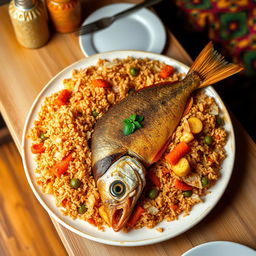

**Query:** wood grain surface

left=0, top=0, right=256, bottom=255
left=0, top=141, right=67, bottom=256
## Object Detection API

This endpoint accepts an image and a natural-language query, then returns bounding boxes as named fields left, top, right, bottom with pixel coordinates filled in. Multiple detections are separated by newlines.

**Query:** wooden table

left=0, top=1, right=255, bottom=255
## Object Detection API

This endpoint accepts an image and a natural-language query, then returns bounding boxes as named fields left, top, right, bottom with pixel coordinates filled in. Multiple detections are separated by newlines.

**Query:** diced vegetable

left=31, top=142, right=45, bottom=154
left=127, top=205, right=145, bottom=227
left=182, top=173, right=203, bottom=189
left=183, top=97, right=193, bottom=116
left=201, top=176, right=209, bottom=187
left=53, top=153, right=73, bottom=177
left=87, top=217, right=96, bottom=225
left=148, top=171, right=161, bottom=187
left=78, top=204, right=87, bottom=214
left=165, top=142, right=190, bottom=165
left=169, top=204, right=178, bottom=210
left=180, top=131, right=194, bottom=143
left=188, top=117, right=203, bottom=134
left=130, top=67, right=139, bottom=76
left=70, top=178, right=81, bottom=189
left=148, top=188, right=159, bottom=199
left=216, top=116, right=224, bottom=126
left=204, top=135, right=213, bottom=145
left=171, top=157, right=191, bottom=177
left=99, top=206, right=110, bottom=226
left=56, top=89, right=71, bottom=106
left=92, top=79, right=111, bottom=88
left=183, top=190, right=193, bottom=197
left=92, top=110, right=99, bottom=117
left=173, top=179, right=193, bottom=191
left=61, top=198, right=68, bottom=206
left=159, top=65, right=174, bottom=78
left=146, top=206, right=159, bottom=215
left=40, top=133, right=48, bottom=141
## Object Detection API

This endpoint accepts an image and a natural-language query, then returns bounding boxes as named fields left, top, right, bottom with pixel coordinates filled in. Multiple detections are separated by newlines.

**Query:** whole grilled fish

left=91, top=42, right=243, bottom=231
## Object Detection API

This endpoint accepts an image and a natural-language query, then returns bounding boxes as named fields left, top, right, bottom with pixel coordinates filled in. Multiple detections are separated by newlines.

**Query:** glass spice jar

left=9, top=0, right=49, bottom=48
left=46, top=0, right=81, bottom=33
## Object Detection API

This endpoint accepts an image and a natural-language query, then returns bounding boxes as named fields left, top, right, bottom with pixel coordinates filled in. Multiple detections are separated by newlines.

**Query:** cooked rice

left=28, top=57, right=226, bottom=231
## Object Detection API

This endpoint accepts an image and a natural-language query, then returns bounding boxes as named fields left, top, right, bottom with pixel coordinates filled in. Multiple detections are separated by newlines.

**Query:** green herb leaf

left=129, top=114, right=137, bottom=121
left=123, top=119, right=131, bottom=124
left=123, top=122, right=135, bottom=136
left=134, top=121, right=142, bottom=129
left=136, top=115, right=144, bottom=122
left=131, top=122, right=136, bottom=132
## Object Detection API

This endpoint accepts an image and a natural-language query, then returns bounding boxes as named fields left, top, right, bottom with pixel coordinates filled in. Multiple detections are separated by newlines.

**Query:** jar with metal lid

left=46, top=0, right=81, bottom=33
left=9, top=0, right=49, bottom=49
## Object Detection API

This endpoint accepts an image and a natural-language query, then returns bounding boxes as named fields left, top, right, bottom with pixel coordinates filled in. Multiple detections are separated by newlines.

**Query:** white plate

left=79, top=3, right=166, bottom=56
left=182, top=241, right=256, bottom=256
left=22, top=50, right=235, bottom=246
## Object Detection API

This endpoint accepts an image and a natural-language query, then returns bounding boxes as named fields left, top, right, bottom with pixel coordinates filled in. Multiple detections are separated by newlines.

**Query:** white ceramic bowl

left=22, top=51, right=235, bottom=246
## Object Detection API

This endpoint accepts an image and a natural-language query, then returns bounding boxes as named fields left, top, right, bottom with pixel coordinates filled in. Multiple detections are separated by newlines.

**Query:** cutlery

left=77, top=0, right=162, bottom=36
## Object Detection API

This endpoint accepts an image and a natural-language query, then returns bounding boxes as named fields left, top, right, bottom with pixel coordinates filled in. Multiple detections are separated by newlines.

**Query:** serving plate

left=182, top=241, right=256, bottom=256
left=22, top=50, right=235, bottom=246
left=79, top=3, right=166, bottom=56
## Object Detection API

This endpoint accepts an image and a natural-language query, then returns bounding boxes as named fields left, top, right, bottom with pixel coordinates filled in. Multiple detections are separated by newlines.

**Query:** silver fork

left=77, top=0, right=163, bottom=36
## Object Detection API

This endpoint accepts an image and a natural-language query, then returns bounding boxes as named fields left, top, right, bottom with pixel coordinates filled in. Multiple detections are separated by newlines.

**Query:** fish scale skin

left=92, top=72, right=201, bottom=179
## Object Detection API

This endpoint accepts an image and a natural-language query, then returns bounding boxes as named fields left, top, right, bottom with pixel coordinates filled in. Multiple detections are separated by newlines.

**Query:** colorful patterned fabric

left=176, top=0, right=256, bottom=75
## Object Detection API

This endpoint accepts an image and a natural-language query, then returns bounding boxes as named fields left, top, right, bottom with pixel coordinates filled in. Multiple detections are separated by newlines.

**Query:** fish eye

left=110, top=180, right=126, bottom=197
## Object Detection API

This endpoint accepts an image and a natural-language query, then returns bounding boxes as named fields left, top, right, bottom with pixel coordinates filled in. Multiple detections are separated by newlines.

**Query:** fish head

left=97, top=155, right=146, bottom=231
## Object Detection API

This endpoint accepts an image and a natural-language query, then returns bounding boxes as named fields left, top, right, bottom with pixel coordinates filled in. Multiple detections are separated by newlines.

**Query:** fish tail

left=188, top=42, right=243, bottom=88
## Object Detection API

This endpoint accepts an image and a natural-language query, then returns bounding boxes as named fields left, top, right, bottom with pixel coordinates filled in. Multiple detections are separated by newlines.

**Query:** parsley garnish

left=123, top=114, right=144, bottom=136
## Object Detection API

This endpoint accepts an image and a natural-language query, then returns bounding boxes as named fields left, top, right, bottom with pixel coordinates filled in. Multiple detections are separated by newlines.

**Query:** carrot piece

left=148, top=171, right=161, bottom=187
left=159, top=65, right=175, bottom=78
left=87, top=217, right=96, bottom=225
left=92, top=79, right=111, bottom=88
left=56, top=89, right=71, bottom=106
left=53, top=153, right=73, bottom=177
left=127, top=205, right=145, bottom=227
left=61, top=198, right=68, bottom=206
left=173, top=179, right=192, bottom=191
left=183, top=97, right=193, bottom=116
left=31, top=142, right=45, bottom=154
left=165, top=142, right=190, bottom=165
left=170, top=204, right=178, bottom=210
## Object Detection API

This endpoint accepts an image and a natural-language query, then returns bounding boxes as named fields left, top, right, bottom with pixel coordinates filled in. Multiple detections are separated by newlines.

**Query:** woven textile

left=176, top=0, right=256, bottom=75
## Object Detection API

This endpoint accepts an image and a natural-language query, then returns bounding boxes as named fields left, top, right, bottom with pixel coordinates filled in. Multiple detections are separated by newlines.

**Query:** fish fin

left=188, top=41, right=243, bottom=88
left=151, top=137, right=172, bottom=163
